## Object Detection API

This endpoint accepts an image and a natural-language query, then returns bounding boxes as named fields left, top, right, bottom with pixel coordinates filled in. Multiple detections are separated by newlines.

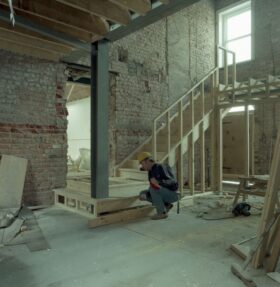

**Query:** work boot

left=165, top=203, right=173, bottom=213
left=150, top=213, right=168, bottom=220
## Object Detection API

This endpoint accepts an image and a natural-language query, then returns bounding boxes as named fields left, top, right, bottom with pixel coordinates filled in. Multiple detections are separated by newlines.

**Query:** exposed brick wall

left=109, top=0, right=216, bottom=167
left=168, top=0, right=216, bottom=103
left=109, top=19, right=169, bottom=163
left=0, top=50, right=67, bottom=206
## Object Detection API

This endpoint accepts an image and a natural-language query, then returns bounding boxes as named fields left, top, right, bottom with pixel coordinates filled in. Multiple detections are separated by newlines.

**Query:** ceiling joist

left=56, top=0, right=131, bottom=26
left=0, top=0, right=109, bottom=36
left=109, top=0, right=151, bottom=15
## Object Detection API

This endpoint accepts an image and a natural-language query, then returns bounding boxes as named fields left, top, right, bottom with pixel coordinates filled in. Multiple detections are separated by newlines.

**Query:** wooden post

left=245, top=105, right=250, bottom=177
left=200, top=122, right=205, bottom=193
left=251, top=112, right=255, bottom=175
left=188, top=133, right=195, bottom=195
left=190, top=91, right=194, bottom=128
left=167, top=111, right=171, bottom=155
left=178, top=101, right=184, bottom=194
left=152, top=121, right=157, bottom=160
left=217, top=108, right=223, bottom=192
left=201, top=81, right=205, bottom=117
left=224, top=51, right=228, bottom=86
left=253, top=132, right=280, bottom=268
left=232, top=53, right=236, bottom=84
left=210, top=72, right=218, bottom=191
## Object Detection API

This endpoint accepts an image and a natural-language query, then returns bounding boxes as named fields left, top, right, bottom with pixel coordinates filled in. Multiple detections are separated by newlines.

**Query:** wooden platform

left=54, top=175, right=153, bottom=228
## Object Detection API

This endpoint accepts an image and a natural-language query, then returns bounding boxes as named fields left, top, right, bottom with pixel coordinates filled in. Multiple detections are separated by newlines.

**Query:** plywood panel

left=0, top=155, right=28, bottom=208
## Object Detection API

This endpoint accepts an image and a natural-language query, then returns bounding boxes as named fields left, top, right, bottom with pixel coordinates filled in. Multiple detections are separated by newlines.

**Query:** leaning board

left=0, top=155, right=28, bottom=208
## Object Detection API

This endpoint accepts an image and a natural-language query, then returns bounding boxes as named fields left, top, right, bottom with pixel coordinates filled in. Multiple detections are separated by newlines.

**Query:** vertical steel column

left=91, top=40, right=109, bottom=199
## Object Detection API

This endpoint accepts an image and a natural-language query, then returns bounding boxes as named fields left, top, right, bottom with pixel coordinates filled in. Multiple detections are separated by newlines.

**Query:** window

left=229, top=105, right=255, bottom=113
left=219, top=1, right=252, bottom=64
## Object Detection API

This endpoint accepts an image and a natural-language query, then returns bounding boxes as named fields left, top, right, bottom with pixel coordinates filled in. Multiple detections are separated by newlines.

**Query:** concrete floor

left=0, top=206, right=261, bottom=287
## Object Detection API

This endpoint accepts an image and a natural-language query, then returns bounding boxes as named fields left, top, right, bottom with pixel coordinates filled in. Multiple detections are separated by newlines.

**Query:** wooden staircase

left=114, top=46, right=280, bottom=196
left=114, top=67, right=219, bottom=195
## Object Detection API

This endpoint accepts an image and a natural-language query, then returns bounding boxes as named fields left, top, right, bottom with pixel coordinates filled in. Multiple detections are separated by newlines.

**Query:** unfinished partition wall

left=0, top=50, right=68, bottom=205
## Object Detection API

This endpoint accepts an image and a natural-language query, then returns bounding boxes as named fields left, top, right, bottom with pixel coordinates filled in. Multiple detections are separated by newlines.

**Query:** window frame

left=218, top=0, right=253, bottom=65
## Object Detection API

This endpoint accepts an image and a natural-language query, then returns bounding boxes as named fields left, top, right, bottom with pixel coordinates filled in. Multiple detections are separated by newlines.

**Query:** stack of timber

left=54, top=174, right=153, bottom=228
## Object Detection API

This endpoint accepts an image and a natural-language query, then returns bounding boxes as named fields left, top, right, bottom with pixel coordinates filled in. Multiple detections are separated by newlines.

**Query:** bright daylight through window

left=219, top=1, right=251, bottom=64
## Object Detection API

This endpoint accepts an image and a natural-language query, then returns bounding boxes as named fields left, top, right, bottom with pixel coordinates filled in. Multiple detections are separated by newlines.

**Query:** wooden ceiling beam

left=56, top=0, right=131, bottom=25
left=0, top=39, right=64, bottom=62
left=0, top=0, right=109, bottom=36
left=0, top=4, right=95, bottom=43
left=109, top=0, right=151, bottom=15
left=0, top=28, right=74, bottom=55
left=0, top=20, right=73, bottom=48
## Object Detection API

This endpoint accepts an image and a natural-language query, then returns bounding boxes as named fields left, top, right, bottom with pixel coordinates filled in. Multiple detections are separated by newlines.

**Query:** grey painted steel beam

left=0, top=9, right=91, bottom=52
left=91, top=40, right=109, bottom=199
left=105, top=0, right=200, bottom=42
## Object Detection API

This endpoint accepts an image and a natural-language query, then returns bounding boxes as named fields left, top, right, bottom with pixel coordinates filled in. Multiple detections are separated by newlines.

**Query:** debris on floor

left=189, top=193, right=263, bottom=220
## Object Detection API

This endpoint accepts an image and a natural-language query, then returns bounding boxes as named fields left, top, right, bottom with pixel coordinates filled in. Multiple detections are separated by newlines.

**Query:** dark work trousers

left=140, top=186, right=178, bottom=214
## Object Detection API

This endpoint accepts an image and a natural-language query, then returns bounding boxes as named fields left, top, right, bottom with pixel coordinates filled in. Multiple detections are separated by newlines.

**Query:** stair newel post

left=201, top=81, right=205, bottom=117
left=211, top=70, right=217, bottom=108
left=232, top=52, right=236, bottom=84
left=152, top=120, right=157, bottom=160
left=224, top=50, right=228, bottom=86
left=167, top=110, right=171, bottom=157
left=217, top=108, right=223, bottom=193
left=244, top=104, right=250, bottom=178
left=200, top=81, right=205, bottom=193
left=178, top=100, right=184, bottom=195
left=210, top=71, right=220, bottom=192
left=200, top=121, right=205, bottom=193
left=188, top=91, right=195, bottom=195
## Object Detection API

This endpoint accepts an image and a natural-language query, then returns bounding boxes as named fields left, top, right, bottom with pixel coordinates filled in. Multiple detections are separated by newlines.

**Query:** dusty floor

left=0, top=205, right=270, bottom=287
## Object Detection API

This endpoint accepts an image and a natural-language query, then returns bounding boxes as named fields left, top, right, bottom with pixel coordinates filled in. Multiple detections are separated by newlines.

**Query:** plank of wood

left=110, top=0, right=151, bottom=15
left=230, top=243, right=250, bottom=260
left=0, top=28, right=73, bottom=54
left=253, top=132, right=280, bottom=268
left=88, top=206, right=154, bottom=228
left=200, top=122, right=205, bottom=193
left=0, top=39, right=62, bottom=61
left=0, top=155, right=28, bottom=208
left=9, top=9, right=95, bottom=42
left=96, top=196, right=149, bottom=215
left=267, top=272, right=280, bottom=284
left=0, top=0, right=109, bottom=35
left=57, top=0, right=131, bottom=25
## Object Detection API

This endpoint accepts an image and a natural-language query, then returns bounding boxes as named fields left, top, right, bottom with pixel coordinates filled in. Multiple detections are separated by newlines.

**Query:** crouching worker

left=137, top=152, right=178, bottom=220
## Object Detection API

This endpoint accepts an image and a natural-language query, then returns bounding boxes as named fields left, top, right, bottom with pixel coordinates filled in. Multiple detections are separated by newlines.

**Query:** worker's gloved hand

left=150, top=178, right=160, bottom=190
left=150, top=182, right=160, bottom=190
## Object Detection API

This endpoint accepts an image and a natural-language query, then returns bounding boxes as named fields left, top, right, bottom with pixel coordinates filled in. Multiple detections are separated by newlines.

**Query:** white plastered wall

left=67, top=97, right=90, bottom=160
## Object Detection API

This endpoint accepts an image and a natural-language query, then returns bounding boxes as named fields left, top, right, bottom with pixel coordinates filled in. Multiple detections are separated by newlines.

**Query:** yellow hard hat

left=137, top=151, right=152, bottom=163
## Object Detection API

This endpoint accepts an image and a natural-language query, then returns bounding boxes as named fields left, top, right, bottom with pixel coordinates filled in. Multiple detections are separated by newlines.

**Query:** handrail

left=217, top=45, right=236, bottom=85
left=113, top=46, right=237, bottom=176
left=154, top=67, right=218, bottom=122
left=152, top=67, right=219, bottom=159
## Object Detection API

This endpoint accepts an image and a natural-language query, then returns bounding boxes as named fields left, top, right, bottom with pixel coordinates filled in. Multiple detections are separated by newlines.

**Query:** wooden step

left=67, top=178, right=148, bottom=196
left=54, top=187, right=153, bottom=227
left=119, top=168, right=147, bottom=181
left=88, top=205, right=154, bottom=228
